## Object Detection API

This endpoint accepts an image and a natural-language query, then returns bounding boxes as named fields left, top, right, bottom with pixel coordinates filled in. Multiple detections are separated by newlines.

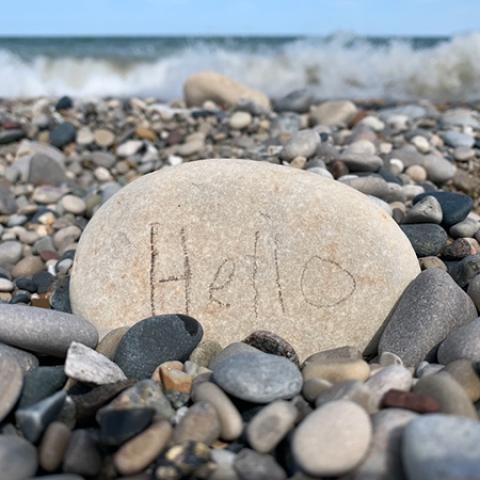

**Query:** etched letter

left=208, top=259, right=236, bottom=307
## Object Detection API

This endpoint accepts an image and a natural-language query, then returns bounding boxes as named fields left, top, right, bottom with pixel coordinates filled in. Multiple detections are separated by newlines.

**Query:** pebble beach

left=0, top=68, right=480, bottom=480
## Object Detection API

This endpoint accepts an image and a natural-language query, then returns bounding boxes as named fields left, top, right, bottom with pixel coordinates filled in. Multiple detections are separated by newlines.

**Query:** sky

left=0, top=0, right=478, bottom=37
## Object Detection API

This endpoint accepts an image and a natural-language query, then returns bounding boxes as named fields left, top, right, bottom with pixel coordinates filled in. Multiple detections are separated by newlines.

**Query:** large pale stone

left=70, top=159, right=419, bottom=360
left=183, top=71, right=271, bottom=110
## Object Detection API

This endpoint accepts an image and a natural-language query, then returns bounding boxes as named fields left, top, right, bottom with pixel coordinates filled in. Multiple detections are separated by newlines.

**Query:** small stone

left=315, top=380, right=374, bottom=413
left=60, top=195, right=86, bottom=215
left=437, top=318, right=480, bottom=364
left=0, top=342, right=38, bottom=373
left=192, top=382, right=243, bottom=441
left=443, top=359, right=480, bottom=402
left=0, top=277, right=14, bottom=292
left=94, top=128, right=115, bottom=147
left=135, top=126, right=157, bottom=141
left=403, top=414, right=480, bottom=480
left=400, top=224, right=448, bottom=256
left=442, top=238, right=473, bottom=260
left=302, top=357, right=370, bottom=383
left=0, top=356, right=23, bottom=422
left=12, top=255, right=44, bottom=278
left=19, top=365, right=66, bottom=408
left=310, top=100, right=357, bottom=126
left=280, top=129, right=320, bottom=161
left=98, top=406, right=155, bottom=447
left=379, top=351, right=403, bottom=367
left=114, top=314, right=203, bottom=379
left=96, top=326, right=129, bottom=359
left=114, top=420, right=172, bottom=476
left=229, top=111, right=252, bottom=130
left=39, top=421, right=71, bottom=472
left=189, top=340, right=223, bottom=368
left=413, top=372, right=477, bottom=418
left=49, top=123, right=76, bottom=148
left=292, top=400, right=372, bottom=477
left=76, top=126, right=94, bottom=145
left=212, top=351, right=302, bottom=403
left=55, top=96, right=73, bottom=110
left=303, top=345, right=362, bottom=363
left=29, top=154, right=67, bottom=186
left=403, top=196, right=442, bottom=224
left=441, top=130, right=475, bottom=148
left=0, top=129, right=24, bottom=144
left=172, top=401, right=220, bottom=445
left=246, top=400, right=297, bottom=453
left=243, top=330, right=299, bottom=365
left=117, top=140, right=143, bottom=157
left=0, top=241, right=22, bottom=266
left=233, top=448, right=286, bottom=480
left=65, top=341, right=127, bottom=384
left=380, top=389, right=440, bottom=413
left=379, top=268, right=477, bottom=367
left=90, top=151, right=116, bottom=168
left=450, top=217, right=480, bottom=238
left=0, top=304, right=98, bottom=357
left=63, top=429, right=102, bottom=476
left=365, top=365, right=413, bottom=407
left=0, top=435, right=37, bottom=480
left=339, top=153, right=383, bottom=172
left=210, top=449, right=238, bottom=480
left=16, top=390, right=66, bottom=443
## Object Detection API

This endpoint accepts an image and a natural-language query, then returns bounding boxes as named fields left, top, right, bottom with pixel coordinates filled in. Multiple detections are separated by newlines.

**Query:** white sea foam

left=1, top=33, right=480, bottom=100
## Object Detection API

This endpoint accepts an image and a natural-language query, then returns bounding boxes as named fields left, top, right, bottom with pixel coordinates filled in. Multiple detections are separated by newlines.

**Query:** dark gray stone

left=437, top=318, right=480, bottom=364
left=55, top=96, right=73, bottom=111
left=0, top=180, right=17, bottom=215
left=447, top=255, right=480, bottom=288
left=28, top=153, right=67, bottom=186
left=49, top=123, right=76, bottom=148
left=63, top=429, right=102, bottom=476
left=212, top=351, right=302, bottom=403
left=400, top=224, right=448, bottom=257
left=114, top=314, right=203, bottom=379
left=402, top=414, right=480, bottom=480
left=0, top=129, right=24, bottom=144
left=0, top=435, right=37, bottom=480
left=233, top=448, right=286, bottom=480
left=273, top=89, right=314, bottom=113
left=19, top=366, right=66, bottom=408
left=379, top=268, right=477, bottom=367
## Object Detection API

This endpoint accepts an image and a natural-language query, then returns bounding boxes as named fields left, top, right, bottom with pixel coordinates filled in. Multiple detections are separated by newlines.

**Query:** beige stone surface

left=184, top=71, right=271, bottom=110
left=70, top=159, right=419, bottom=360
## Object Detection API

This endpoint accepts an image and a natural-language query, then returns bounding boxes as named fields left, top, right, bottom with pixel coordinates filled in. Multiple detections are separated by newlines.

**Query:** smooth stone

left=0, top=129, right=24, bottom=144
left=65, top=341, right=127, bottom=384
left=246, top=400, right=297, bottom=453
left=70, top=159, right=419, bottom=360
left=16, top=390, right=66, bottom=443
left=274, top=88, right=314, bottom=113
left=229, top=111, right=252, bottom=130
left=443, top=359, right=480, bottom=402
left=94, top=128, right=115, bottom=147
left=116, top=140, right=143, bottom=157
left=380, top=389, right=440, bottom=413
left=114, top=420, right=172, bottom=476
left=447, top=254, right=480, bottom=288
left=310, top=100, right=357, bottom=126
left=0, top=342, right=38, bottom=372
left=29, top=153, right=67, bottom=186
left=90, top=151, right=116, bottom=168
left=60, top=195, right=86, bottom=215
left=243, top=330, right=299, bottom=365
left=39, top=421, right=71, bottom=472
left=189, top=340, right=223, bottom=368
left=314, top=380, right=374, bottom=412
left=172, top=401, right=221, bottom=445
left=442, top=238, right=474, bottom=260
left=379, top=351, right=403, bottom=367
left=280, top=129, right=320, bottom=161
left=441, top=130, right=475, bottom=148
left=233, top=448, right=286, bottom=480
left=212, top=351, right=302, bottom=403
left=100, top=379, right=175, bottom=421
left=96, top=326, right=129, bottom=359
left=184, top=71, right=271, bottom=110
left=402, top=414, right=480, bottom=480
left=55, top=96, right=73, bottom=110
left=192, top=382, right=243, bottom=441
left=19, top=366, right=66, bottom=408
left=209, top=342, right=261, bottom=371
left=302, top=357, right=370, bottom=383
left=379, top=268, right=477, bottom=367
left=413, top=372, right=477, bottom=418
left=210, top=449, right=238, bottom=480
left=365, top=365, right=413, bottom=407
left=339, top=153, right=383, bottom=172
left=63, top=430, right=102, bottom=476
left=400, top=224, right=448, bottom=257
left=0, top=356, right=23, bottom=422
left=303, top=345, right=362, bottom=363
left=114, top=314, right=203, bottom=379
left=413, top=191, right=473, bottom=228
left=0, top=435, right=37, bottom=480
left=29, top=474, right=83, bottom=480
left=292, top=400, right=372, bottom=476
left=12, top=255, right=44, bottom=278
left=0, top=304, right=98, bottom=357
left=403, top=196, right=442, bottom=224
left=49, top=123, right=76, bottom=148
left=98, top=407, right=155, bottom=446
left=437, top=318, right=480, bottom=363
left=449, top=217, right=480, bottom=238
left=0, top=277, right=14, bottom=292
left=0, top=241, right=22, bottom=266
left=352, top=409, right=417, bottom=480
left=0, top=180, right=17, bottom=215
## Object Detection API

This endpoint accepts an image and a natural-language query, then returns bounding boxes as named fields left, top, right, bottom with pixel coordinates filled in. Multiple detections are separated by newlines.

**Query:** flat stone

left=413, top=372, right=477, bottom=418
left=39, top=421, right=71, bottom=472
left=233, top=448, right=286, bottom=480
left=184, top=71, right=271, bottom=110
left=0, top=356, right=23, bottom=422
left=114, top=314, right=203, bottom=379
left=212, top=351, right=302, bottom=403
left=381, top=389, right=440, bottom=413
left=310, top=100, right=357, bottom=126
left=65, top=341, right=127, bottom=384
left=292, top=400, right=372, bottom=477
left=403, top=196, right=442, bottom=224
left=63, top=429, right=102, bottom=477
left=302, top=357, right=370, bottom=383
left=0, top=435, right=37, bottom=480
left=441, top=130, right=475, bottom=148
left=402, top=414, right=480, bottom=480
left=379, top=268, right=477, bottom=367
left=114, top=420, right=172, bottom=476
left=70, top=159, right=419, bottom=360
left=246, top=400, right=297, bottom=453
left=414, top=191, right=473, bottom=228
left=400, top=224, right=448, bottom=257
left=192, top=382, right=243, bottom=441
left=437, top=318, right=480, bottom=364
left=339, top=153, right=383, bottom=172
left=60, top=195, right=86, bottom=215
left=19, top=366, right=66, bottom=408
left=0, top=304, right=97, bottom=357
left=94, top=128, right=115, bottom=147
left=0, top=342, right=38, bottom=372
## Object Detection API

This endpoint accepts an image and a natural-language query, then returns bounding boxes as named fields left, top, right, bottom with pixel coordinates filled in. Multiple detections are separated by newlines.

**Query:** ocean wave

left=1, top=33, right=480, bottom=101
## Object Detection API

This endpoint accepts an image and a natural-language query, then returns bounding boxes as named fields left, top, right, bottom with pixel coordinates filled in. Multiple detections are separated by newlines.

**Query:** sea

left=0, top=33, right=479, bottom=101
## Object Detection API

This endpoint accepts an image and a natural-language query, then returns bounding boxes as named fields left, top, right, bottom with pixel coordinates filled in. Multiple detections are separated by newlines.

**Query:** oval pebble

left=0, top=435, right=37, bottom=480
left=0, top=356, right=23, bottom=422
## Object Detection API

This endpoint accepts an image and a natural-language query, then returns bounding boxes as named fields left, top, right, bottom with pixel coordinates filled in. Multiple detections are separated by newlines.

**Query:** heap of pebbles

left=0, top=81, right=479, bottom=479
